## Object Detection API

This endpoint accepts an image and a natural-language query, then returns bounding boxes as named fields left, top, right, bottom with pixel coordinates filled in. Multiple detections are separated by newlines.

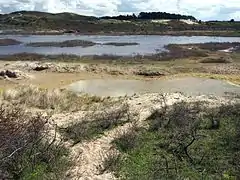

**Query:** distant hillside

left=0, top=11, right=239, bottom=36
left=6, top=10, right=98, bottom=21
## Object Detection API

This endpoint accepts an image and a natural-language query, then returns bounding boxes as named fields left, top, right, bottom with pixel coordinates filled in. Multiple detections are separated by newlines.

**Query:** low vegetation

left=59, top=104, right=131, bottom=144
left=150, top=44, right=208, bottom=60
left=1, top=85, right=104, bottom=112
left=193, top=42, right=240, bottom=51
left=199, top=56, right=232, bottom=63
left=103, top=42, right=139, bottom=46
left=0, top=81, right=239, bottom=179
left=0, top=103, right=70, bottom=179
left=0, top=53, right=80, bottom=61
left=26, top=39, right=97, bottom=47
left=109, top=100, right=240, bottom=179
left=0, top=38, right=22, bottom=46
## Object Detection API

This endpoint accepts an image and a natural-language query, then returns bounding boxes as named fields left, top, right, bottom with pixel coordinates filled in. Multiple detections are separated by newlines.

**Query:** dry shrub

left=113, top=124, right=142, bottom=153
left=0, top=102, right=69, bottom=179
left=147, top=101, right=204, bottom=131
left=60, top=103, right=131, bottom=144
left=99, top=151, right=120, bottom=174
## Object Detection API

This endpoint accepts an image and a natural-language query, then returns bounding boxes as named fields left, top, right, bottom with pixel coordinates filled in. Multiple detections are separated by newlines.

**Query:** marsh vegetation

left=0, top=38, right=22, bottom=46
left=26, top=39, right=97, bottom=47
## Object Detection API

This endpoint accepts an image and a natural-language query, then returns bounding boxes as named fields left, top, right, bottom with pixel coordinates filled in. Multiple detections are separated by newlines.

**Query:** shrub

left=98, top=151, right=120, bottom=174
left=0, top=103, right=70, bottom=179
left=113, top=125, right=142, bottom=153
left=59, top=103, right=131, bottom=144
left=113, top=100, right=240, bottom=179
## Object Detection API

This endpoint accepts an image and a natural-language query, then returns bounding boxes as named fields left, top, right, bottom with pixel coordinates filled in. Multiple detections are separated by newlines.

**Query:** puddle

left=68, top=77, right=240, bottom=97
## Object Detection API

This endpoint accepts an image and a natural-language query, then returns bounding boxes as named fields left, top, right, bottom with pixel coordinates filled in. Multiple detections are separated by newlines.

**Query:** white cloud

left=0, top=0, right=239, bottom=20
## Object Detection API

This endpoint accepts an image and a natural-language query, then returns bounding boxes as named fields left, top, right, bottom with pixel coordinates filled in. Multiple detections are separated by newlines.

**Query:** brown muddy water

left=67, top=77, right=240, bottom=97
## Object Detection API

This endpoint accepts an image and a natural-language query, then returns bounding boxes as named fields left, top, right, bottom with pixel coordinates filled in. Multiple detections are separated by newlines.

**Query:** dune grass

left=1, top=85, right=105, bottom=112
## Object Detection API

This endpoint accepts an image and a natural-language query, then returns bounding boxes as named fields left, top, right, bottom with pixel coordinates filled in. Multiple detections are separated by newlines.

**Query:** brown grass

left=1, top=85, right=104, bottom=112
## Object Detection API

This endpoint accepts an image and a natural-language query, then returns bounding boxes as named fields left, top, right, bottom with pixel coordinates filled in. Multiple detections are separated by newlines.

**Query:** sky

left=0, top=0, right=239, bottom=20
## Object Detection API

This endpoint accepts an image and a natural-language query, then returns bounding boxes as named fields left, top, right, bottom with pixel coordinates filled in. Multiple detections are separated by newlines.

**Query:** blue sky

left=0, top=0, right=239, bottom=20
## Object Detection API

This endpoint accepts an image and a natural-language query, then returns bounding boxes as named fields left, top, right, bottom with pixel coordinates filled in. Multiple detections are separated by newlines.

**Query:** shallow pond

left=0, top=35, right=240, bottom=56
left=67, top=77, right=240, bottom=97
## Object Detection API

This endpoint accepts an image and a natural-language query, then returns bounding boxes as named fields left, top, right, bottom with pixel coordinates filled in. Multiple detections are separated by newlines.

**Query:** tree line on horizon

left=101, top=11, right=196, bottom=21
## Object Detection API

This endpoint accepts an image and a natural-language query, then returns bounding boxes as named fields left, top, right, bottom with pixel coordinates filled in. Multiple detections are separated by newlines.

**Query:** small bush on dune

left=98, top=151, right=120, bottom=174
left=113, top=125, right=142, bottom=153
left=0, top=103, right=70, bottom=179
left=60, top=103, right=131, bottom=144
